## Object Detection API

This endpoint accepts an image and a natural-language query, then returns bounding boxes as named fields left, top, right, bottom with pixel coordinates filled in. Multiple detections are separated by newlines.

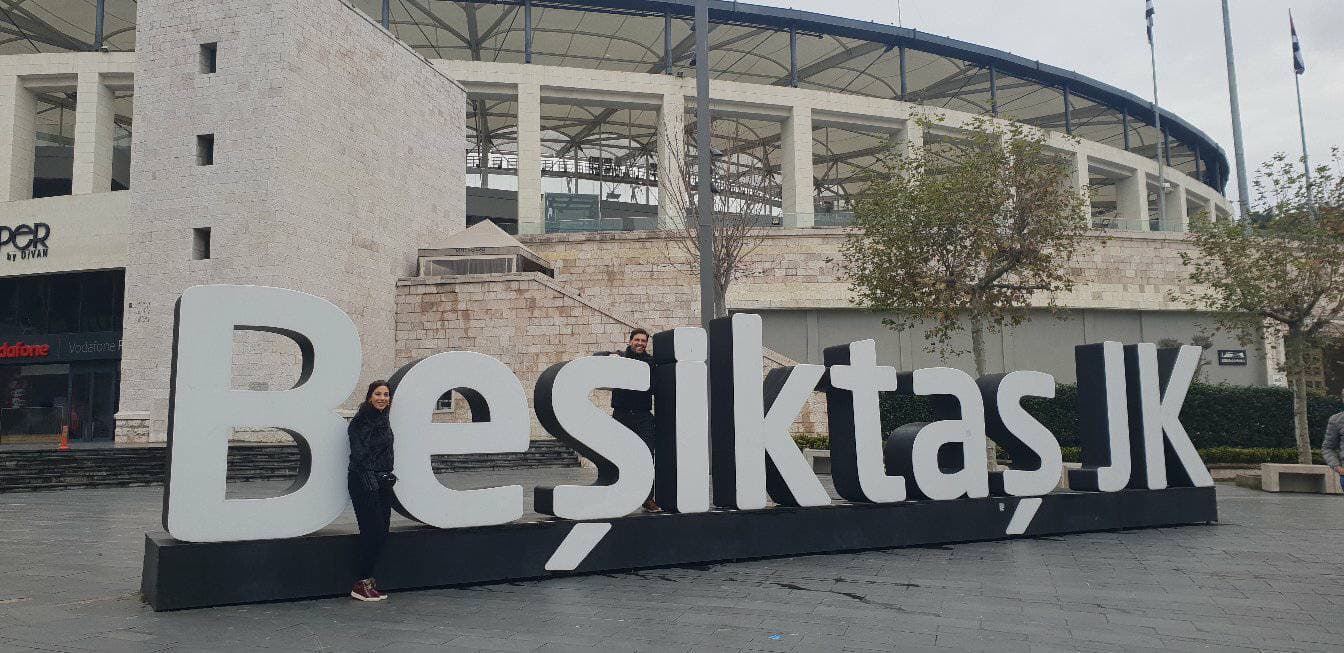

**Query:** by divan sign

left=164, top=285, right=1213, bottom=540
left=0, top=222, right=51, bottom=262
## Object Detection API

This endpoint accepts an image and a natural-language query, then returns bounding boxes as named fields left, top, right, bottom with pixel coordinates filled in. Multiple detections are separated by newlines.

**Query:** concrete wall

left=756, top=308, right=1265, bottom=386
left=117, top=0, right=466, bottom=442
left=0, top=191, right=128, bottom=276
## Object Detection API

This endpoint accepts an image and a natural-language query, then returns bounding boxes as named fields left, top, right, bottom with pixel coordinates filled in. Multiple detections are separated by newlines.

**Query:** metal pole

left=1220, top=0, right=1251, bottom=220
left=988, top=64, right=997, bottom=117
left=94, top=0, right=105, bottom=50
left=381, top=0, right=390, bottom=29
left=789, top=26, right=798, bottom=88
left=1148, top=19, right=1168, bottom=229
left=898, top=45, right=907, bottom=101
left=524, top=0, right=533, bottom=64
left=1062, top=83, right=1072, bottom=135
left=1294, top=69, right=1316, bottom=220
left=695, top=0, right=717, bottom=325
left=1121, top=106, right=1130, bottom=151
left=664, top=13, right=672, bottom=73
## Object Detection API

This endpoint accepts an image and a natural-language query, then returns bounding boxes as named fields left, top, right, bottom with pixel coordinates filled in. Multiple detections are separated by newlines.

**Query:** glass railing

left=1090, top=216, right=1185, bottom=233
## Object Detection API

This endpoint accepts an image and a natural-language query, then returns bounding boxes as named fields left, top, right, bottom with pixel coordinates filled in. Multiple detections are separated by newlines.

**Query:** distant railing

left=1090, top=216, right=1186, bottom=233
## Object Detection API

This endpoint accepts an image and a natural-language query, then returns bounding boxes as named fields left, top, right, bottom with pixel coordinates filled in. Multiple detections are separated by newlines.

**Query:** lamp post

left=695, top=0, right=716, bottom=326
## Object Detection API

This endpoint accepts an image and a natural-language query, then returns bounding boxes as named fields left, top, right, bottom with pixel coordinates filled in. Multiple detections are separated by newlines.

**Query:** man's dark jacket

left=611, top=346, right=655, bottom=412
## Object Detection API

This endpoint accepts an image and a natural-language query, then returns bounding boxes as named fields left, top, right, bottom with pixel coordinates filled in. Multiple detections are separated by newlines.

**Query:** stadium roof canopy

left=1, top=0, right=1229, bottom=193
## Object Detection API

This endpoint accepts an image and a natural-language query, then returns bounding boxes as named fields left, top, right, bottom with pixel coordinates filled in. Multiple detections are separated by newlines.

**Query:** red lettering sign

left=0, top=342, right=51, bottom=359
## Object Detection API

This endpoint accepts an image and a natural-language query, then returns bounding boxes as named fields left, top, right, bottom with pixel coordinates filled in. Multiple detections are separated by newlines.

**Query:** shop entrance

left=68, top=362, right=119, bottom=442
left=0, top=361, right=120, bottom=444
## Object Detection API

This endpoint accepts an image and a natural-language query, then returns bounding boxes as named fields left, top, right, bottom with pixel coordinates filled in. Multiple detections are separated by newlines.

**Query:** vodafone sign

left=0, top=342, right=51, bottom=359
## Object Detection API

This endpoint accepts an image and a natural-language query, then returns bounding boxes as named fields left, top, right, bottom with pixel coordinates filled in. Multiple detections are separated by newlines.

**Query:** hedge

left=792, top=441, right=1321, bottom=466
left=879, top=383, right=1344, bottom=450
left=1060, top=446, right=1324, bottom=466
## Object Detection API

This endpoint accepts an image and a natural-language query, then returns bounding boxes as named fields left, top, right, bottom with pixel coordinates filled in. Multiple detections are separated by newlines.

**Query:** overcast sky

left=751, top=0, right=1342, bottom=207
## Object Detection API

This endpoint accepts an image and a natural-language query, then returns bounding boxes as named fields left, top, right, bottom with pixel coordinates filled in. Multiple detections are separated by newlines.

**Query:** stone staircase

left=0, top=441, right=579, bottom=492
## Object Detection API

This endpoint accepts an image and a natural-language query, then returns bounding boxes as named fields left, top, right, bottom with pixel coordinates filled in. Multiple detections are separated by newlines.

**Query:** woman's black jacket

left=348, top=403, right=394, bottom=493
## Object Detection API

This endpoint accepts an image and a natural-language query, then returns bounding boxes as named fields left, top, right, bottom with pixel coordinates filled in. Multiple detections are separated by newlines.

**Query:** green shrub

left=793, top=433, right=830, bottom=450
left=806, top=441, right=1319, bottom=467
left=881, top=383, right=1344, bottom=450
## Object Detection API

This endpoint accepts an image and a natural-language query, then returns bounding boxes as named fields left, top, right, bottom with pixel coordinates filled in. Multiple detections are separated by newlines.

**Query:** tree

left=1179, top=148, right=1344, bottom=465
left=659, top=119, right=774, bottom=319
left=843, top=115, right=1091, bottom=379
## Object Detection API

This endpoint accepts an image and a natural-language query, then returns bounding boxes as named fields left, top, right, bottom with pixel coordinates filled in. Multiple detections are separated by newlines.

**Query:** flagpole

left=1294, top=65, right=1315, bottom=219
left=1147, top=2, right=1168, bottom=230
left=1220, top=0, right=1252, bottom=223
left=1290, top=10, right=1316, bottom=221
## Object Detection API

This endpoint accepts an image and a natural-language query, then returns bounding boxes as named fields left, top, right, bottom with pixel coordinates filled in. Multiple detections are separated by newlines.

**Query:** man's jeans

left=613, top=409, right=655, bottom=503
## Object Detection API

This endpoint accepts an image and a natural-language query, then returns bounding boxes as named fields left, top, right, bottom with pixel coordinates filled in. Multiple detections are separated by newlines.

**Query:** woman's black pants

left=348, top=472, right=392, bottom=581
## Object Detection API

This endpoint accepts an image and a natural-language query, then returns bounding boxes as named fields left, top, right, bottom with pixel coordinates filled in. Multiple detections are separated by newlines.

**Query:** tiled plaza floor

left=1, top=468, right=1341, bottom=652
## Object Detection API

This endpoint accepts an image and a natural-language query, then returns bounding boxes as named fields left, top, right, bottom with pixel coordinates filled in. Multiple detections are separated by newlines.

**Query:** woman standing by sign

left=348, top=380, right=396, bottom=602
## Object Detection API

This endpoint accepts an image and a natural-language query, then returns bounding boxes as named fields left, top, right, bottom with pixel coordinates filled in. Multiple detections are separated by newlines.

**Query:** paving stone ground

left=1, top=468, right=1342, bottom=652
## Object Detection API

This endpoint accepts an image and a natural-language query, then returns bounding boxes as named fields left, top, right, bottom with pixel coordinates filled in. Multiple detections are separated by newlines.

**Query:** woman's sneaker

left=350, top=579, right=385, bottom=602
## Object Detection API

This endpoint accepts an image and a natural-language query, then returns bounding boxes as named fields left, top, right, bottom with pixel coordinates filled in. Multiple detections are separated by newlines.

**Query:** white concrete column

left=1164, top=183, right=1188, bottom=232
left=73, top=73, right=115, bottom=195
left=896, top=120, right=924, bottom=154
left=780, top=104, right=814, bottom=228
left=1117, top=172, right=1149, bottom=231
left=1072, top=152, right=1091, bottom=225
left=0, top=75, right=36, bottom=202
left=516, top=83, right=543, bottom=235
left=1197, top=194, right=1218, bottom=223
left=657, top=92, right=685, bottom=230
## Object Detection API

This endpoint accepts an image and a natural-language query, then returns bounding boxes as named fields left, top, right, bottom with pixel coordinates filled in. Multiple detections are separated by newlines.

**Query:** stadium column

left=896, top=119, right=923, bottom=156
left=1165, top=183, right=1188, bottom=232
left=1117, top=171, right=1149, bottom=231
left=517, top=83, right=544, bottom=235
left=1072, top=152, right=1092, bottom=225
left=72, top=73, right=115, bottom=195
left=0, top=74, right=36, bottom=202
left=657, top=92, right=686, bottom=230
left=780, top=104, right=814, bottom=228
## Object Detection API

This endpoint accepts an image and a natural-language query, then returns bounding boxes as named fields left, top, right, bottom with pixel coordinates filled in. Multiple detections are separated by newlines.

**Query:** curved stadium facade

left=0, top=0, right=1274, bottom=445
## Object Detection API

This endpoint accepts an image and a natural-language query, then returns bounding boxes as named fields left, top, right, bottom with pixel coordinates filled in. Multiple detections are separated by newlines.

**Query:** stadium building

left=0, top=0, right=1283, bottom=445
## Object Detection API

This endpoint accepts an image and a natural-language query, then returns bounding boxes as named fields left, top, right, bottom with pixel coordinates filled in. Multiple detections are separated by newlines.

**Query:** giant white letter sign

left=891, top=367, right=989, bottom=501
left=388, top=352, right=530, bottom=528
left=979, top=371, right=1063, bottom=497
left=1126, top=344, right=1214, bottom=489
left=164, top=285, right=361, bottom=542
left=651, top=328, right=711, bottom=513
left=825, top=340, right=906, bottom=503
left=709, top=314, right=830, bottom=510
left=534, top=355, right=655, bottom=520
left=1068, top=342, right=1132, bottom=492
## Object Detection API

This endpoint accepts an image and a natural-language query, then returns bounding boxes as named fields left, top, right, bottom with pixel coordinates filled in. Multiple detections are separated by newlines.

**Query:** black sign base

left=142, top=487, right=1215, bottom=611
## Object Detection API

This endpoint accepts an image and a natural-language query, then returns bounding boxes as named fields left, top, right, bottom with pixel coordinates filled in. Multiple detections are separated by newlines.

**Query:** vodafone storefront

left=0, top=271, right=124, bottom=445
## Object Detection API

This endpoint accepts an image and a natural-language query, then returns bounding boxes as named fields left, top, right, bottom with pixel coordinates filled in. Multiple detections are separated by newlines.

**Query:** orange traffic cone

left=58, top=426, right=70, bottom=451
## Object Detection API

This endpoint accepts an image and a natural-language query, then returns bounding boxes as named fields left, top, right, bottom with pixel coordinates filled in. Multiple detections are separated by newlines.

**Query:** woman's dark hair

left=363, top=380, right=391, bottom=406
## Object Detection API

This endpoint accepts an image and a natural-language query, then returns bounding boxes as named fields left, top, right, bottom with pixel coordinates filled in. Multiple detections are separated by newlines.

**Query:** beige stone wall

left=118, top=0, right=465, bottom=442
left=395, top=273, right=828, bottom=440
left=521, top=228, right=1207, bottom=323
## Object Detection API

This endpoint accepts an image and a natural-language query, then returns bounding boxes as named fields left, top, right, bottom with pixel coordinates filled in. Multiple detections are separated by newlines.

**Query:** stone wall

left=395, top=273, right=828, bottom=440
left=522, top=228, right=1209, bottom=320
left=117, top=0, right=465, bottom=442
